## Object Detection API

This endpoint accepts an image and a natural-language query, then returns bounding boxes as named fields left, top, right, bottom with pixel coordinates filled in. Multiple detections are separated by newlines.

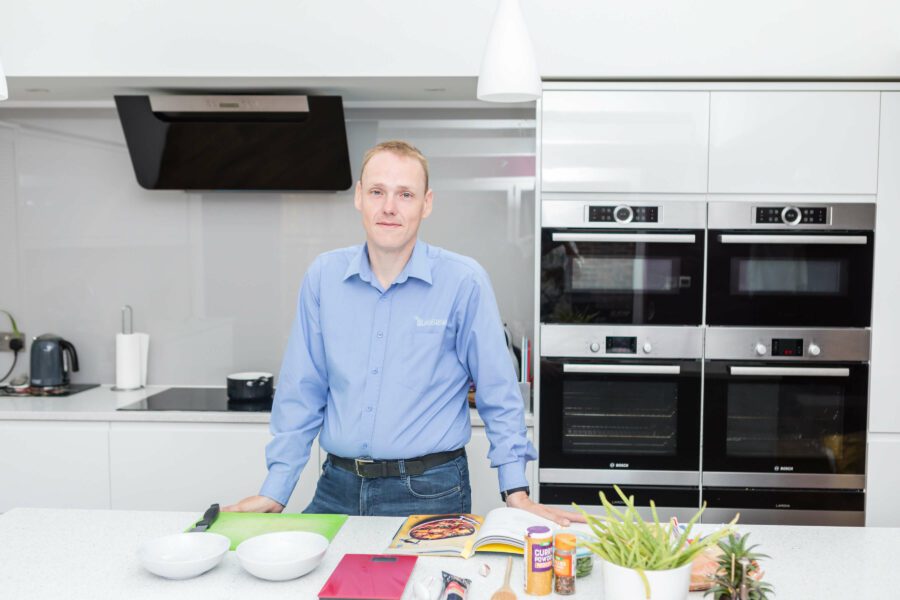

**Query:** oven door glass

left=540, top=358, right=701, bottom=471
left=541, top=229, right=704, bottom=325
left=706, top=231, right=874, bottom=326
left=703, top=362, right=867, bottom=475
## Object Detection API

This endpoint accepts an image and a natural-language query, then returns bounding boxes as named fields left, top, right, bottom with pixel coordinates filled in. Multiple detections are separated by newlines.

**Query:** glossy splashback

left=0, top=107, right=535, bottom=385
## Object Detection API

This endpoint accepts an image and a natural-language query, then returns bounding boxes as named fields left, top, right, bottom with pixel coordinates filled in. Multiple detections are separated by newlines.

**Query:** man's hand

left=505, top=491, right=587, bottom=527
left=222, top=495, right=285, bottom=513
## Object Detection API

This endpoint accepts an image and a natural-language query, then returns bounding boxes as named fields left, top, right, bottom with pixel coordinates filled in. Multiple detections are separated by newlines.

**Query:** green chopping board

left=186, top=512, right=348, bottom=551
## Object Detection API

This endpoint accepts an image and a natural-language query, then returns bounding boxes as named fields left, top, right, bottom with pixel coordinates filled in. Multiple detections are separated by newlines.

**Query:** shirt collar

left=342, top=239, right=433, bottom=286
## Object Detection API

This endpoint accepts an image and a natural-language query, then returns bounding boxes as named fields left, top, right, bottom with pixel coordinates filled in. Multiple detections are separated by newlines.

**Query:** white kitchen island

left=0, top=507, right=896, bottom=599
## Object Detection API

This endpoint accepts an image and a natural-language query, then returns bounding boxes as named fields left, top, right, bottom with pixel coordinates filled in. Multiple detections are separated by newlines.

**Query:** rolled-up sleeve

left=456, top=266, right=537, bottom=493
left=259, top=259, right=329, bottom=506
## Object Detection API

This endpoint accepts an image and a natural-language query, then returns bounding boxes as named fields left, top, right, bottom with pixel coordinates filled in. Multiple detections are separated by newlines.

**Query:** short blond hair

left=359, top=140, right=430, bottom=191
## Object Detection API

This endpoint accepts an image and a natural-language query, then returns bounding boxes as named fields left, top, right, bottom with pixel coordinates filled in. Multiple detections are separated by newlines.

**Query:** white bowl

left=236, top=531, right=329, bottom=581
left=138, top=532, right=230, bottom=580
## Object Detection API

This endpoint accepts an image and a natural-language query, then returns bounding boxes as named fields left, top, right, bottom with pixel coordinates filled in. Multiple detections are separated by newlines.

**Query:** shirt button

left=363, top=443, right=368, bottom=448
left=371, top=368, right=378, bottom=375
left=376, top=331, right=384, bottom=339
left=366, top=406, right=373, bottom=412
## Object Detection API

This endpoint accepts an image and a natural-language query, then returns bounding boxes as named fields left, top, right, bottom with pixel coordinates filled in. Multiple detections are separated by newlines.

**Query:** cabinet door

left=466, top=426, right=535, bottom=515
left=866, top=440, right=900, bottom=526
left=109, top=422, right=319, bottom=512
left=541, top=91, right=710, bottom=193
left=0, top=421, right=110, bottom=511
left=709, top=91, right=880, bottom=193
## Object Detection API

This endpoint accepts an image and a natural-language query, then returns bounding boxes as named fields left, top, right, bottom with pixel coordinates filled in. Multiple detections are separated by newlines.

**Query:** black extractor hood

left=114, top=95, right=352, bottom=191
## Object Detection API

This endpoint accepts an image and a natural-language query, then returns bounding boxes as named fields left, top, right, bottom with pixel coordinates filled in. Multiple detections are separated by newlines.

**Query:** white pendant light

left=476, top=0, right=541, bottom=103
left=0, top=57, right=7, bottom=101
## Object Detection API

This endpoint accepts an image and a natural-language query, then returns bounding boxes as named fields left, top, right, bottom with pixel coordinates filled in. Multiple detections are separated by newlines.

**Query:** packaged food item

left=553, top=533, right=576, bottom=595
left=439, top=571, right=471, bottom=600
left=524, top=525, right=553, bottom=596
left=575, top=545, right=594, bottom=578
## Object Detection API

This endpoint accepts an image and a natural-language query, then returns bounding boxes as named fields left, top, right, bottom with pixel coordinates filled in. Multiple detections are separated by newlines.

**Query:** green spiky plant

left=706, top=534, right=774, bottom=600
left=575, top=485, right=739, bottom=600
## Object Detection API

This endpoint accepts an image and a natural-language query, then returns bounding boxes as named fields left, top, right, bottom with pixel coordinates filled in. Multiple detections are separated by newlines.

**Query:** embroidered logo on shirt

left=415, top=316, right=447, bottom=327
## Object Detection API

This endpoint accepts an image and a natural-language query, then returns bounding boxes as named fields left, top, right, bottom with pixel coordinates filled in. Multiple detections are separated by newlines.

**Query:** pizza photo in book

left=387, top=508, right=588, bottom=558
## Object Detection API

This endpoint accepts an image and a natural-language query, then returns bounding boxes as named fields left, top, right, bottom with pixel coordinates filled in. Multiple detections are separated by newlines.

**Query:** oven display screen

left=606, top=336, right=637, bottom=354
left=732, top=258, right=847, bottom=295
left=771, top=338, right=804, bottom=357
left=572, top=257, right=682, bottom=292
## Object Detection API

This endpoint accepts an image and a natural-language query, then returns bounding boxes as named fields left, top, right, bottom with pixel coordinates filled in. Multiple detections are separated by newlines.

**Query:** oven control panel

left=755, top=206, right=828, bottom=226
left=589, top=205, right=659, bottom=224
left=771, top=338, right=804, bottom=357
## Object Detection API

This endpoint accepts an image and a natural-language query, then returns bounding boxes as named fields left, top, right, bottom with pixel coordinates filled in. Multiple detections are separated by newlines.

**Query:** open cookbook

left=386, top=507, right=590, bottom=558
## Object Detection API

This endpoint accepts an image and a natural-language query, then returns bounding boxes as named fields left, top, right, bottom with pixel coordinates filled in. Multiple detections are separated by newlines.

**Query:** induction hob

left=117, top=387, right=272, bottom=412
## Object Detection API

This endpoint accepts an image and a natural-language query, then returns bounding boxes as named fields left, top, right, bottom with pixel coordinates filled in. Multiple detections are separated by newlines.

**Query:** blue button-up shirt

left=260, top=239, right=536, bottom=507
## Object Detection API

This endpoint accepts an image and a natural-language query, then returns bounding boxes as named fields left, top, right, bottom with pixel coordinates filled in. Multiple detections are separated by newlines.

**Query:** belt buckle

left=354, top=458, right=374, bottom=478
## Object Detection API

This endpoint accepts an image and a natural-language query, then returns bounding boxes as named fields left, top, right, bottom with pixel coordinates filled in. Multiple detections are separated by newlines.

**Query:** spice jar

left=553, top=533, right=576, bottom=595
left=524, top=526, right=553, bottom=596
left=575, top=544, right=593, bottom=578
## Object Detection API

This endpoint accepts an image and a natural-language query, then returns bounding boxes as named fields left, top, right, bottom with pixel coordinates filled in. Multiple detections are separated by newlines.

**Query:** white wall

left=2, top=1, right=900, bottom=79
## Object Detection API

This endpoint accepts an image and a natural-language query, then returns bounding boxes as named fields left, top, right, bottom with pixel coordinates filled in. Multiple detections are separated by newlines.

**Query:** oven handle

left=564, top=364, right=681, bottom=375
left=552, top=232, right=697, bottom=244
left=729, top=366, right=851, bottom=377
left=718, top=234, right=868, bottom=245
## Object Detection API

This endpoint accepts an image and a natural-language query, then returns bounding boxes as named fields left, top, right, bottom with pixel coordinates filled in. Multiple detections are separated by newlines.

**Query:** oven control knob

left=642, top=342, right=653, bottom=354
left=614, top=205, right=634, bottom=224
left=808, top=343, right=821, bottom=356
left=755, top=343, right=768, bottom=356
left=781, top=206, right=802, bottom=226
left=589, top=342, right=601, bottom=353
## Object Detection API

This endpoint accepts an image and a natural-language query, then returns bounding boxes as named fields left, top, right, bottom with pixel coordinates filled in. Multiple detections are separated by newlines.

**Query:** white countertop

left=1, top=507, right=897, bottom=599
left=0, top=385, right=532, bottom=427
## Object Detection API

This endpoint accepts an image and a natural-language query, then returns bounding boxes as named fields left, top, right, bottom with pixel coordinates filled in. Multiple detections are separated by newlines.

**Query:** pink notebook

left=318, top=554, right=418, bottom=600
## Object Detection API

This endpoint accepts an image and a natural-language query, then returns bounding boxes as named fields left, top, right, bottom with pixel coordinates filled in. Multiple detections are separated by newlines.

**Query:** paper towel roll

left=116, top=333, right=149, bottom=390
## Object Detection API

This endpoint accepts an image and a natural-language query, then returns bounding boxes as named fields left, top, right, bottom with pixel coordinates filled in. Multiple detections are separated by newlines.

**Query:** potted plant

left=705, top=533, right=773, bottom=600
left=576, top=485, right=738, bottom=600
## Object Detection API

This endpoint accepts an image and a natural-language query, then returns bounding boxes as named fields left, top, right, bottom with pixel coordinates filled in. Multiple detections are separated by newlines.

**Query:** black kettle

left=30, top=334, right=79, bottom=388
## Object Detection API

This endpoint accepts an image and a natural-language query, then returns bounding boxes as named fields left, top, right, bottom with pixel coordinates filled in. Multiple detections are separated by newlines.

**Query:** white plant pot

left=601, top=559, right=692, bottom=600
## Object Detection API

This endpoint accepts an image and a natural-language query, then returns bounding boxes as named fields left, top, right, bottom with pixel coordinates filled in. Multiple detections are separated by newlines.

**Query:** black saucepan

left=226, top=372, right=274, bottom=401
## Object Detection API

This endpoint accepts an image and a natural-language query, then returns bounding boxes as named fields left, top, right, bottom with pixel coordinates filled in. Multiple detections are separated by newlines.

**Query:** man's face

left=354, top=151, right=433, bottom=254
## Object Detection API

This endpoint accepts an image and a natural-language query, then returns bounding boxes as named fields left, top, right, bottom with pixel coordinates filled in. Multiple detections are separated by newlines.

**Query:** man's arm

left=456, top=266, right=585, bottom=526
left=224, top=261, right=329, bottom=513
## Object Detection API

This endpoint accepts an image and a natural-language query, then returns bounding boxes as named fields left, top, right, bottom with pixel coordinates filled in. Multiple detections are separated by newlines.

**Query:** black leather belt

left=328, top=448, right=466, bottom=478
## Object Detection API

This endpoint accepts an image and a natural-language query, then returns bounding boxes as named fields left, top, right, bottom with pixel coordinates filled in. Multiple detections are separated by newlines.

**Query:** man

left=225, top=141, right=583, bottom=526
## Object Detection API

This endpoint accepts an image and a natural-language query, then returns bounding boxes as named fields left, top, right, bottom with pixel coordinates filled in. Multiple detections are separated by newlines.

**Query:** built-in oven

left=541, top=198, right=705, bottom=326
left=702, top=327, right=870, bottom=526
left=706, top=202, right=875, bottom=327
left=538, top=325, right=702, bottom=518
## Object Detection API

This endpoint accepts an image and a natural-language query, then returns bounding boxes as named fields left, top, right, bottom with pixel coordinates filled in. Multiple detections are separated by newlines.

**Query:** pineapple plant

left=706, top=533, right=774, bottom=600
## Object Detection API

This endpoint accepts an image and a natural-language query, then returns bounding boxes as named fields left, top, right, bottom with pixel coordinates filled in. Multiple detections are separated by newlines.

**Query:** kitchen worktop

left=0, top=385, right=532, bottom=427
left=1, top=507, right=896, bottom=599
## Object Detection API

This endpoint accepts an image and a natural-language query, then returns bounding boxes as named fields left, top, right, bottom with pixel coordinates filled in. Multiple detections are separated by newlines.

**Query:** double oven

left=538, top=198, right=706, bottom=521
left=537, top=198, right=876, bottom=526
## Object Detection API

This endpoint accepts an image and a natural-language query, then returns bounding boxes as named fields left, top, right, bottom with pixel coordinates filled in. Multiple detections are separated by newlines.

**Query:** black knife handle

left=195, top=503, right=220, bottom=530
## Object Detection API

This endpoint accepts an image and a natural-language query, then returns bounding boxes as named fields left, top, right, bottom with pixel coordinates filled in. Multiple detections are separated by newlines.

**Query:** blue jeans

left=303, top=452, right=472, bottom=516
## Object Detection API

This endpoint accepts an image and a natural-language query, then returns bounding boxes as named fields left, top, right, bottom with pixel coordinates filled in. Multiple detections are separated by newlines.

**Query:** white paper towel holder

left=111, top=305, right=147, bottom=392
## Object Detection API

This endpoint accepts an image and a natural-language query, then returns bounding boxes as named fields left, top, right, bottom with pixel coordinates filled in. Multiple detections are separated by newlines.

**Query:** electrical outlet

left=0, top=331, right=25, bottom=352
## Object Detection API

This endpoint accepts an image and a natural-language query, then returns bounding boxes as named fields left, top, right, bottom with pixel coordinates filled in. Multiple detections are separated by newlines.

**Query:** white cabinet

left=708, top=91, right=880, bottom=194
left=866, top=439, right=900, bottom=526
left=109, top=422, right=320, bottom=513
left=466, top=426, right=535, bottom=515
left=0, top=421, right=110, bottom=511
left=541, top=91, right=710, bottom=193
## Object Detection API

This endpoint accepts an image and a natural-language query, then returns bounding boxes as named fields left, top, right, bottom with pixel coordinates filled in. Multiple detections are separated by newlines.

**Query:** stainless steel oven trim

left=704, top=327, right=871, bottom=362
left=550, top=504, right=701, bottom=521
left=564, top=364, right=681, bottom=375
left=540, top=468, right=701, bottom=486
left=552, top=232, right=697, bottom=244
left=719, top=234, right=868, bottom=245
left=702, top=507, right=864, bottom=526
left=729, top=366, right=851, bottom=377
left=542, top=199, right=707, bottom=229
left=702, top=472, right=865, bottom=489
left=541, top=325, right=704, bottom=359
left=708, top=201, right=875, bottom=230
